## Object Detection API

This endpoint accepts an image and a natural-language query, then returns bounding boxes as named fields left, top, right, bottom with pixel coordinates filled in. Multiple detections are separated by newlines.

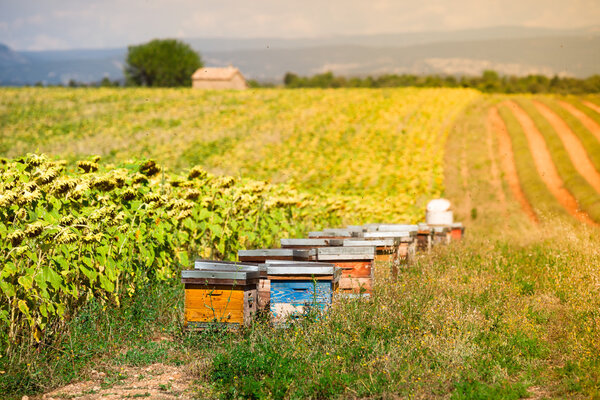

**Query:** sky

left=1, top=0, right=599, bottom=51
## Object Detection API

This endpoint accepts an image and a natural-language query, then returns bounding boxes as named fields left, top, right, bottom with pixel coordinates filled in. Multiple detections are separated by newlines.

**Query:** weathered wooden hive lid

left=343, top=238, right=395, bottom=247
left=194, top=259, right=262, bottom=272
left=362, top=223, right=384, bottom=232
left=433, top=226, right=450, bottom=233
left=266, top=263, right=339, bottom=277
left=280, top=238, right=344, bottom=247
left=362, top=231, right=413, bottom=239
left=237, top=248, right=315, bottom=259
left=315, top=246, right=375, bottom=260
left=417, top=223, right=431, bottom=232
left=264, top=260, right=333, bottom=266
left=309, top=229, right=354, bottom=238
left=376, top=224, right=418, bottom=233
left=451, top=222, right=464, bottom=229
left=181, top=269, right=260, bottom=282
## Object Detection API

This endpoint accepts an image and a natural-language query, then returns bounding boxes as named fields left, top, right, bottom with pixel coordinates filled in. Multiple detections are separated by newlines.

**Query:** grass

left=2, top=91, right=600, bottom=399
left=203, top=230, right=600, bottom=399
left=515, top=97, right=600, bottom=222
left=4, top=229, right=599, bottom=399
left=0, top=281, right=187, bottom=398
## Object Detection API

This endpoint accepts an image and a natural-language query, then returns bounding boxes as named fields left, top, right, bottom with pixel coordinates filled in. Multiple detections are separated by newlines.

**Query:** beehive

left=314, top=246, right=375, bottom=295
left=308, top=229, right=356, bottom=238
left=237, top=249, right=316, bottom=310
left=267, top=263, right=339, bottom=322
left=343, top=238, right=397, bottom=262
left=195, top=259, right=268, bottom=311
left=432, top=226, right=451, bottom=245
left=375, top=224, right=419, bottom=233
left=182, top=263, right=259, bottom=328
left=237, top=248, right=316, bottom=262
left=450, top=222, right=465, bottom=241
left=416, top=223, right=432, bottom=252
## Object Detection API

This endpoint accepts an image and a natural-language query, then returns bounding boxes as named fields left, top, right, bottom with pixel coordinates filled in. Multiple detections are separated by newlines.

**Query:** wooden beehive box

left=375, top=224, right=419, bottom=233
left=182, top=265, right=259, bottom=329
left=343, top=238, right=397, bottom=262
left=416, top=223, right=432, bottom=252
left=308, top=229, right=356, bottom=239
left=362, top=231, right=415, bottom=261
left=314, top=246, right=375, bottom=295
left=195, top=260, right=269, bottom=311
left=238, top=248, right=316, bottom=262
left=450, top=222, right=465, bottom=241
left=267, top=263, right=339, bottom=322
left=432, top=226, right=451, bottom=245
left=280, top=238, right=344, bottom=249
left=236, top=249, right=316, bottom=310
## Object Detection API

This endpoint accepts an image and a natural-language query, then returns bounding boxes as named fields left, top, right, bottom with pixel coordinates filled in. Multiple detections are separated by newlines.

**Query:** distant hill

left=203, top=36, right=600, bottom=81
left=1, top=26, right=598, bottom=85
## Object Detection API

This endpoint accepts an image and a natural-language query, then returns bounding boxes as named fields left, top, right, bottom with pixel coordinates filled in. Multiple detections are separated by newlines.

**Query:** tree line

left=29, top=38, right=600, bottom=93
left=282, top=70, right=600, bottom=94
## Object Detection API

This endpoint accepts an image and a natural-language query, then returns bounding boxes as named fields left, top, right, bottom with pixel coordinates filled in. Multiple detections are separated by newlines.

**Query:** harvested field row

left=488, top=107, right=538, bottom=223
left=499, top=99, right=600, bottom=226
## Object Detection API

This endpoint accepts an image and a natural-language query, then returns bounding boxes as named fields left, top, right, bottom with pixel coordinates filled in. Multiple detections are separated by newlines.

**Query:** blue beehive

left=267, top=263, right=339, bottom=322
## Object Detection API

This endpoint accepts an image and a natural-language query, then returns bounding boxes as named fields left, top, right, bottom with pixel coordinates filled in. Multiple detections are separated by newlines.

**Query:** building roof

left=191, top=66, right=242, bottom=81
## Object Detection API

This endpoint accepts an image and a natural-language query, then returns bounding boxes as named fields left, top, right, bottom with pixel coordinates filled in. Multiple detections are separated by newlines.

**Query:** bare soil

left=489, top=106, right=538, bottom=223
left=39, top=364, right=193, bottom=400
left=535, top=101, right=600, bottom=194
left=506, top=101, right=596, bottom=226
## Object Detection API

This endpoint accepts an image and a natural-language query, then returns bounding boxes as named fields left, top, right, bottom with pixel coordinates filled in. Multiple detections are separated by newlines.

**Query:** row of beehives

left=181, top=222, right=464, bottom=328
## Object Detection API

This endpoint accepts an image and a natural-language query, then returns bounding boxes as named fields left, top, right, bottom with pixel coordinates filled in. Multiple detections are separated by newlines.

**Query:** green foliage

left=280, top=70, right=600, bottom=93
left=125, top=39, right=202, bottom=87
left=0, top=154, right=340, bottom=353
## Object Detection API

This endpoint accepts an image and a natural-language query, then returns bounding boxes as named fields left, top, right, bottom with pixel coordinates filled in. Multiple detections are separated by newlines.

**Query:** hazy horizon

left=1, top=0, right=599, bottom=51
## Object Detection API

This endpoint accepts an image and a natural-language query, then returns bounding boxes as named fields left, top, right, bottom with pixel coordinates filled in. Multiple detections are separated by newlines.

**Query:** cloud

left=1, top=0, right=599, bottom=50
left=27, top=34, right=69, bottom=51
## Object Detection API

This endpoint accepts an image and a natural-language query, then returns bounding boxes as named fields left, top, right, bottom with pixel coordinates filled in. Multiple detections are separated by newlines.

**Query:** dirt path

left=41, top=363, right=193, bottom=400
left=489, top=107, right=538, bottom=223
left=582, top=100, right=600, bottom=116
left=534, top=101, right=600, bottom=194
left=559, top=100, right=600, bottom=144
left=506, top=101, right=596, bottom=226
left=486, top=108, right=508, bottom=210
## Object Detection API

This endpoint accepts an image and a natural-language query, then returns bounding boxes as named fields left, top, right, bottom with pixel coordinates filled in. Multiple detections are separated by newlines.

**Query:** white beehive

left=426, top=199, right=453, bottom=225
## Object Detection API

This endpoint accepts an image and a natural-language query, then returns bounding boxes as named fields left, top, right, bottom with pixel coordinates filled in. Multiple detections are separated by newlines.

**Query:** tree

left=125, top=39, right=203, bottom=87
